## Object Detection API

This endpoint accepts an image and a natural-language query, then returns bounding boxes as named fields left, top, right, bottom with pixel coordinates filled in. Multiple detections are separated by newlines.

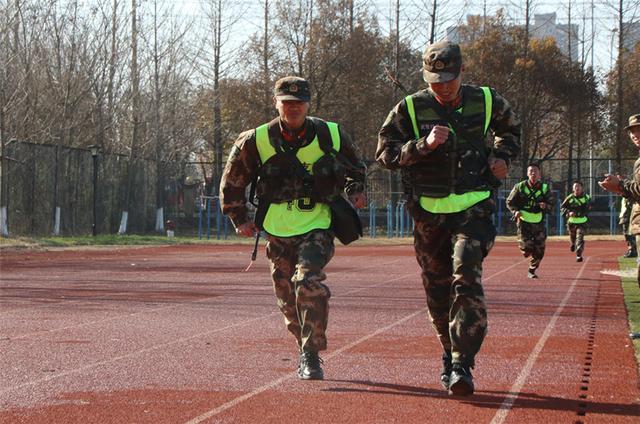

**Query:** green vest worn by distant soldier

left=565, top=194, right=590, bottom=224
left=516, top=181, right=550, bottom=223
left=255, top=120, right=341, bottom=237
left=404, top=86, right=494, bottom=213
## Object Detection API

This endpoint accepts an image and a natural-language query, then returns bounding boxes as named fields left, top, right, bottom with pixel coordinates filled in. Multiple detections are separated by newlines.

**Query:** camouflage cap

left=625, top=114, right=640, bottom=130
left=422, top=41, right=462, bottom=83
left=273, top=76, right=311, bottom=101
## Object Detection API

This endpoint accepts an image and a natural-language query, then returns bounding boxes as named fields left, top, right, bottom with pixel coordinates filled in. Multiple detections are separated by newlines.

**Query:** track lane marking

left=3, top=258, right=404, bottom=341
left=489, top=257, right=590, bottom=424
left=0, top=260, right=404, bottom=396
left=184, top=258, right=527, bottom=423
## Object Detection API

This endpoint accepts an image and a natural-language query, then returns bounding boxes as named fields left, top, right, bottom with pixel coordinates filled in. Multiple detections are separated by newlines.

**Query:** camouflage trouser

left=636, top=236, right=640, bottom=289
left=265, top=229, right=335, bottom=352
left=624, top=223, right=637, bottom=250
left=567, top=223, right=586, bottom=256
left=412, top=198, right=496, bottom=367
left=516, top=221, right=547, bottom=270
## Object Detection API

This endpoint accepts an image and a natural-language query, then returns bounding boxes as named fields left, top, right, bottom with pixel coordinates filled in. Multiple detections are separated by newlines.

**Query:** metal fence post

left=369, top=202, right=376, bottom=238
left=198, top=196, right=203, bottom=239
left=215, top=197, right=222, bottom=240
left=556, top=191, right=563, bottom=236
left=386, top=201, right=393, bottom=238
left=206, top=198, right=212, bottom=239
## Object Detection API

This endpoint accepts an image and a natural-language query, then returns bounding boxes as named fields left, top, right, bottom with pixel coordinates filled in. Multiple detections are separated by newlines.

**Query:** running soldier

left=506, top=163, right=554, bottom=279
left=376, top=40, right=521, bottom=396
left=219, top=76, right=366, bottom=380
left=560, top=181, right=591, bottom=262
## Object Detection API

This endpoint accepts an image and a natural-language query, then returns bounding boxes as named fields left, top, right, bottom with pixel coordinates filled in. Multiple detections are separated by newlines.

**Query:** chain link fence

left=1, top=142, right=636, bottom=237
left=1, top=141, right=205, bottom=236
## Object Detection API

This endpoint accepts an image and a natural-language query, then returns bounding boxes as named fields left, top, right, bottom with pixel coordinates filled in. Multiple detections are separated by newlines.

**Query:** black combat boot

left=448, top=363, right=474, bottom=396
left=440, top=351, right=453, bottom=389
left=527, top=268, right=538, bottom=279
left=298, top=349, right=324, bottom=380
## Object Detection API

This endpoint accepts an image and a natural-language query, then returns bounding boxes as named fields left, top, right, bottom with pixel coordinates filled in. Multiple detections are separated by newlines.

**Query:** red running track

left=0, top=240, right=638, bottom=423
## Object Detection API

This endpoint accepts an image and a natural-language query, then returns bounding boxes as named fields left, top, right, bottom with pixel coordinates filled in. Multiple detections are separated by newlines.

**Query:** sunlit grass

left=619, top=258, right=640, bottom=364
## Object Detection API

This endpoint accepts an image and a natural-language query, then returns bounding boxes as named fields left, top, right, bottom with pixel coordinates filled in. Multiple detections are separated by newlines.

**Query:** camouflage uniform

left=376, top=84, right=521, bottom=369
left=220, top=117, right=365, bottom=352
left=619, top=142, right=640, bottom=288
left=560, top=192, right=591, bottom=257
left=506, top=180, right=553, bottom=271
left=618, top=197, right=637, bottom=256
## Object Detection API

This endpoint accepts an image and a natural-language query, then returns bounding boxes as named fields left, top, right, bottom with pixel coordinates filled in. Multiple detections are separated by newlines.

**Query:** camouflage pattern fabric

left=412, top=198, right=496, bottom=367
left=567, top=223, right=586, bottom=256
left=376, top=85, right=520, bottom=173
left=265, top=229, right=335, bottom=352
left=516, top=221, right=547, bottom=270
left=636, top=235, right=640, bottom=289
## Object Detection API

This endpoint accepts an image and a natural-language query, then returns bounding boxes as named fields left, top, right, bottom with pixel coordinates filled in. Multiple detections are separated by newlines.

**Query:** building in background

left=622, top=20, right=640, bottom=53
left=446, top=12, right=579, bottom=61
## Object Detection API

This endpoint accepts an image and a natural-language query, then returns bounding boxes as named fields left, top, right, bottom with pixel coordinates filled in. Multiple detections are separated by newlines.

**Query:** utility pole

left=615, top=0, right=624, bottom=171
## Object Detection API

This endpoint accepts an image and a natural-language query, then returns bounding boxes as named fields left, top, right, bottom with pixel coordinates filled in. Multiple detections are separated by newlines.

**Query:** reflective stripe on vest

left=406, top=87, right=493, bottom=214
left=419, top=190, right=491, bottom=214
left=520, top=210, right=543, bottom=223
left=255, top=121, right=340, bottom=237
left=568, top=216, right=588, bottom=224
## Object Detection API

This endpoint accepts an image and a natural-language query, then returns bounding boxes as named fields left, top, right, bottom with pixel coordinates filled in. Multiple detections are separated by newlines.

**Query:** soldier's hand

left=598, top=174, right=623, bottom=194
left=424, top=125, right=449, bottom=151
left=235, top=221, right=258, bottom=237
left=539, top=202, right=547, bottom=210
left=489, top=157, right=508, bottom=179
left=514, top=211, right=522, bottom=221
left=349, top=192, right=367, bottom=209
left=569, top=211, right=576, bottom=216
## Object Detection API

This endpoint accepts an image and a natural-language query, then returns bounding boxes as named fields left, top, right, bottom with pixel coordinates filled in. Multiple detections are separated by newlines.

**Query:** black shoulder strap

left=310, top=117, right=361, bottom=172
left=309, top=117, right=334, bottom=154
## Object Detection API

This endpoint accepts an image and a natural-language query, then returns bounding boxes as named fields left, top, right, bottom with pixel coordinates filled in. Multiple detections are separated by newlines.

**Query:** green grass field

left=619, top=258, right=640, bottom=365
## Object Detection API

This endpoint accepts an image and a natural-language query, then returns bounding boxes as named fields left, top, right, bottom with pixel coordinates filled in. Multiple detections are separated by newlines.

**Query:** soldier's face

left=429, top=76, right=462, bottom=103
left=275, top=99, right=309, bottom=130
left=573, top=183, right=583, bottom=196
left=527, top=166, right=541, bottom=184
left=629, top=127, right=640, bottom=148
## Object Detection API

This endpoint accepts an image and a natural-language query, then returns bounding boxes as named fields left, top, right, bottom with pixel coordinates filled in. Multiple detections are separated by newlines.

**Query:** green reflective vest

left=406, top=86, right=492, bottom=213
left=519, top=182, right=549, bottom=223
left=566, top=194, right=590, bottom=224
left=255, top=121, right=340, bottom=237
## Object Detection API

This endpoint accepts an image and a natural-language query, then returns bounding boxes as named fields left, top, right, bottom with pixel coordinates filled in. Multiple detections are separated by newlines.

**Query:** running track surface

left=1, top=240, right=639, bottom=423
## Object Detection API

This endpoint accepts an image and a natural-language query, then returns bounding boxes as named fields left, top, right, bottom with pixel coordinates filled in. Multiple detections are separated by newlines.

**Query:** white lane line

left=489, top=257, right=590, bottom=424
left=185, top=299, right=423, bottom=424
left=4, top=258, right=404, bottom=341
left=184, top=259, right=527, bottom=424
left=0, top=261, right=406, bottom=396
left=0, top=313, right=279, bottom=396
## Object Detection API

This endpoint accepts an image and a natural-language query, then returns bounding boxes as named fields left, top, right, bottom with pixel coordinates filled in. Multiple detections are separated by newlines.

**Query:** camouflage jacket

left=219, top=117, right=366, bottom=228
left=620, top=155, right=640, bottom=234
left=376, top=85, right=520, bottom=196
